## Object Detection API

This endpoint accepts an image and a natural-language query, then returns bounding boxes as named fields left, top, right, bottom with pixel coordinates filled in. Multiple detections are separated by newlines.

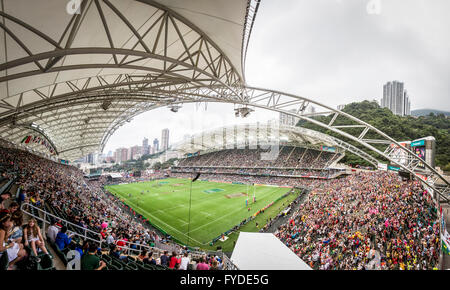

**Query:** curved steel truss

left=0, top=0, right=448, bottom=203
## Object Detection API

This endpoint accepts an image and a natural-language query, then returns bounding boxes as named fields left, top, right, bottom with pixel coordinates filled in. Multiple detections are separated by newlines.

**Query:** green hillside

left=298, top=101, right=450, bottom=171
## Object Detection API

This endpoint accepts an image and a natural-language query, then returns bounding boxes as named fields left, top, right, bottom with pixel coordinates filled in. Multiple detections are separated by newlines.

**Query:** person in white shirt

left=47, top=220, right=60, bottom=243
left=106, top=232, right=115, bottom=244
left=179, top=252, right=190, bottom=270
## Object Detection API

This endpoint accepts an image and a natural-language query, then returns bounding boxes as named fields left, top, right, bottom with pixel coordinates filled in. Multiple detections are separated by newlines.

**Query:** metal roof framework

left=0, top=0, right=448, bottom=203
left=172, top=122, right=379, bottom=167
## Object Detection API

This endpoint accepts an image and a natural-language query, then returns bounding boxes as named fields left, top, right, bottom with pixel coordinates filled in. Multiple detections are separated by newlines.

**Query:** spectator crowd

left=0, top=140, right=443, bottom=270
left=274, top=171, right=440, bottom=270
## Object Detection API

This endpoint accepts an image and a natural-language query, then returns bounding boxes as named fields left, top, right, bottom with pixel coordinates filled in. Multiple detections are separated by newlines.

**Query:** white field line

left=188, top=187, right=281, bottom=234
left=109, top=182, right=287, bottom=244
left=108, top=187, right=206, bottom=245
left=128, top=200, right=206, bottom=245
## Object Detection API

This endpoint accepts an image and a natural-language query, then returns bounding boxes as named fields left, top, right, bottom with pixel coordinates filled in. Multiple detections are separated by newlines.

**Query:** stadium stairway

left=264, top=188, right=309, bottom=233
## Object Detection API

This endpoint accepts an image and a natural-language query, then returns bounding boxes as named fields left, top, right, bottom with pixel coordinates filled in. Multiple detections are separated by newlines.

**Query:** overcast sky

left=103, top=0, right=450, bottom=154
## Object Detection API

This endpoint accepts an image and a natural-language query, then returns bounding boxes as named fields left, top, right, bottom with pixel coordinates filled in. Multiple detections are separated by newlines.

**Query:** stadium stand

left=274, top=171, right=440, bottom=270
left=172, top=146, right=345, bottom=181
left=176, top=146, right=340, bottom=169
left=0, top=139, right=443, bottom=270
left=0, top=140, right=231, bottom=270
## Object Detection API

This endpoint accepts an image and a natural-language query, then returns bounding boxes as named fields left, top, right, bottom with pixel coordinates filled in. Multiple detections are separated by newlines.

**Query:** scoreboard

left=410, top=137, right=435, bottom=170
left=388, top=136, right=436, bottom=172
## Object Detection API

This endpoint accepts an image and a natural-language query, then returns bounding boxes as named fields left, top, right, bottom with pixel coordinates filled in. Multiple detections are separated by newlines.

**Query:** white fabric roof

left=173, top=122, right=342, bottom=154
left=105, top=172, right=123, bottom=178
left=0, top=0, right=255, bottom=161
left=230, top=232, right=312, bottom=270
left=152, top=0, right=248, bottom=77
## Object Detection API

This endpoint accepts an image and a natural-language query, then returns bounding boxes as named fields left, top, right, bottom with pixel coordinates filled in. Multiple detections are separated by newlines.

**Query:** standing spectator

left=144, top=252, right=156, bottom=265
left=160, top=250, right=169, bottom=267
left=168, top=251, right=180, bottom=269
left=179, top=252, right=190, bottom=270
left=210, top=259, right=219, bottom=270
left=196, top=257, right=210, bottom=270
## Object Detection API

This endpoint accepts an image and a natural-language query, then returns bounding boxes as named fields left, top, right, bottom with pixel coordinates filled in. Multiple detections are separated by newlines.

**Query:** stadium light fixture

left=169, top=104, right=182, bottom=113
left=101, top=100, right=112, bottom=111
left=234, top=106, right=254, bottom=118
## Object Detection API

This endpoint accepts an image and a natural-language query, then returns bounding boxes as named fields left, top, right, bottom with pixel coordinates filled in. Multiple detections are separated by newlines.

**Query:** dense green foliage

left=412, top=109, right=450, bottom=117
left=298, top=101, right=450, bottom=170
left=152, top=158, right=177, bottom=170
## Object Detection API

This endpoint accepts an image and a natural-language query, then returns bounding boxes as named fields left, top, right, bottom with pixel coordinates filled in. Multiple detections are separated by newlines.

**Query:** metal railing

left=21, top=202, right=103, bottom=244
left=20, top=202, right=239, bottom=269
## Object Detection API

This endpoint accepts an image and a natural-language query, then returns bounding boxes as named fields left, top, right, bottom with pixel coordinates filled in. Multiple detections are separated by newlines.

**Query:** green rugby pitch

left=105, top=178, right=291, bottom=248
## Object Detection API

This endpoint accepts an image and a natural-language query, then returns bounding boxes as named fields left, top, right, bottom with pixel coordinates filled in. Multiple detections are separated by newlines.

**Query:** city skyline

left=381, top=81, right=411, bottom=116
left=103, top=0, right=450, bottom=155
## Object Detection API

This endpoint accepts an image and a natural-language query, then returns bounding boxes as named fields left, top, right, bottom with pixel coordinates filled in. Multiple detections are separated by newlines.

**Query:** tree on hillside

left=153, top=161, right=162, bottom=170
left=297, top=101, right=450, bottom=169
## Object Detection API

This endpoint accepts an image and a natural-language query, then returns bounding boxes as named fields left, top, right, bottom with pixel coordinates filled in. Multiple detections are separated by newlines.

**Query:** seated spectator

left=0, top=192, right=11, bottom=211
left=115, top=235, right=126, bottom=251
left=55, top=226, right=72, bottom=250
left=106, top=232, right=115, bottom=245
left=81, top=243, right=106, bottom=270
left=47, top=219, right=60, bottom=244
left=75, top=240, right=90, bottom=258
left=7, top=202, right=19, bottom=215
left=0, top=211, right=27, bottom=270
left=16, top=188, right=25, bottom=205
left=8, top=203, right=23, bottom=243
left=109, top=244, right=128, bottom=262
left=24, top=218, right=49, bottom=260
left=138, top=249, right=147, bottom=261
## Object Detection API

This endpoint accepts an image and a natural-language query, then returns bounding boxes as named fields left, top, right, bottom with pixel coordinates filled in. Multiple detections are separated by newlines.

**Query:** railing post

left=42, top=211, right=47, bottom=235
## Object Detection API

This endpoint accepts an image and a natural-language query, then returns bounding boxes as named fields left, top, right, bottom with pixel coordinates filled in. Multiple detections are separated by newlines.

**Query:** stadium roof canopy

left=1, top=0, right=449, bottom=201
left=172, top=122, right=382, bottom=167
left=230, top=232, right=312, bottom=270
left=0, top=0, right=258, bottom=160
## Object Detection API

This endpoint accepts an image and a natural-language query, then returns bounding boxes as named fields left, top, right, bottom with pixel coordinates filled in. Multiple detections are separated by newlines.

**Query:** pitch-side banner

left=377, top=163, right=388, bottom=171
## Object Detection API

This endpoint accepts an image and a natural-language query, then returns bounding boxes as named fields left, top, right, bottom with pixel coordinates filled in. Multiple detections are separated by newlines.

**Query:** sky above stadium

left=103, top=0, right=450, bottom=154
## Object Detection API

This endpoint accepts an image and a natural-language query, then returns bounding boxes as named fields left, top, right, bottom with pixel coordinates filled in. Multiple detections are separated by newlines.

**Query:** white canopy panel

left=0, top=0, right=258, bottom=161
left=172, top=122, right=343, bottom=155
left=230, top=232, right=312, bottom=270
left=152, top=0, right=248, bottom=77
